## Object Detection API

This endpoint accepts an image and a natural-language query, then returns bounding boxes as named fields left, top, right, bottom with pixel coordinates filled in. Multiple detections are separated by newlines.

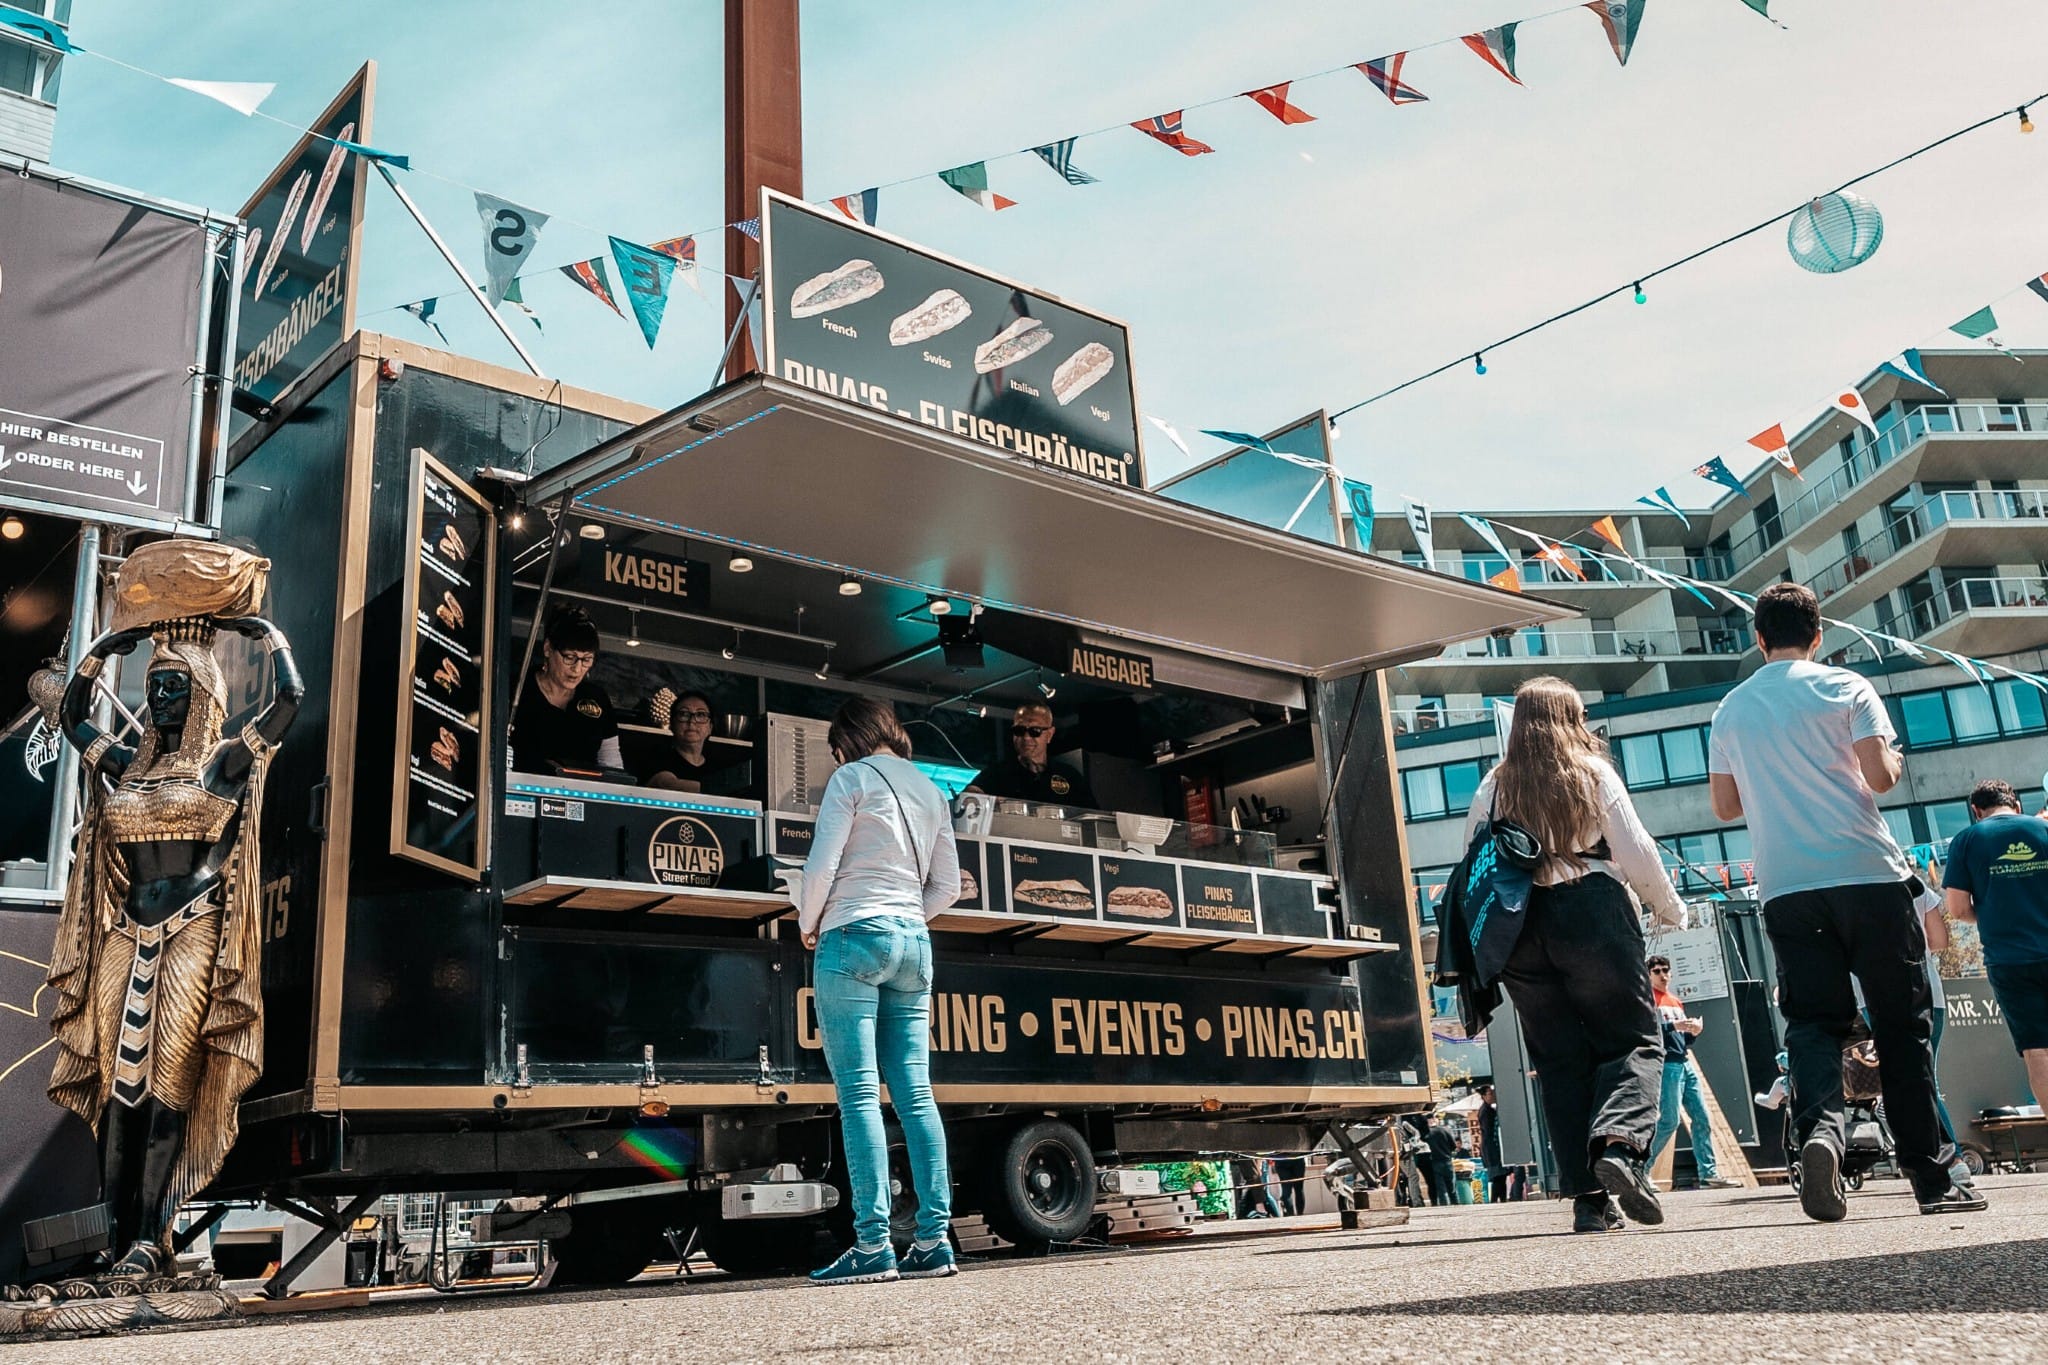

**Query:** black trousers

left=1425, top=1155, right=1456, bottom=1205
left=1763, top=882, right=1954, bottom=1201
left=1273, top=1157, right=1307, bottom=1215
left=1499, top=874, right=1663, bottom=1198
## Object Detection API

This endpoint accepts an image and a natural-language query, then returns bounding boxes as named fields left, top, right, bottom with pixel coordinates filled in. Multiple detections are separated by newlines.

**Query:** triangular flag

left=1342, top=479, right=1375, bottom=551
left=1145, top=414, right=1190, bottom=457
left=475, top=193, right=549, bottom=305
left=1200, top=429, right=1274, bottom=454
left=1636, top=487, right=1691, bottom=528
left=502, top=277, right=542, bottom=332
left=1132, top=111, right=1215, bottom=156
left=1489, top=566, right=1523, bottom=593
left=1461, top=25, right=1522, bottom=84
left=1590, top=515, right=1624, bottom=549
left=609, top=236, right=675, bottom=349
left=1878, top=632, right=1928, bottom=662
left=1458, top=513, right=1513, bottom=563
left=648, top=236, right=702, bottom=294
left=165, top=78, right=275, bottom=116
left=1404, top=499, right=1435, bottom=567
left=560, top=258, right=624, bottom=317
left=1693, top=457, right=1750, bottom=500
left=938, top=162, right=1017, bottom=211
left=1951, top=305, right=1999, bottom=339
left=1031, top=139, right=1098, bottom=186
left=1747, top=423, right=1799, bottom=477
left=332, top=139, right=409, bottom=171
left=1245, top=82, right=1316, bottom=124
left=830, top=188, right=879, bottom=225
left=0, top=5, right=72, bottom=51
left=734, top=218, right=762, bottom=241
left=1585, top=0, right=1647, bottom=65
left=1877, top=348, right=1947, bottom=397
left=400, top=297, right=448, bottom=346
left=1533, top=541, right=1588, bottom=581
left=1830, top=390, right=1878, bottom=437
left=2027, top=274, right=2048, bottom=305
left=1928, top=646, right=1994, bottom=692
left=1357, top=54, right=1429, bottom=104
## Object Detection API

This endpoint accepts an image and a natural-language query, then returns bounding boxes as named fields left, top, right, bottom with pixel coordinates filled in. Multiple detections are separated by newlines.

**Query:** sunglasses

left=1011, top=726, right=1049, bottom=738
left=1650, top=967, right=1670, bottom=975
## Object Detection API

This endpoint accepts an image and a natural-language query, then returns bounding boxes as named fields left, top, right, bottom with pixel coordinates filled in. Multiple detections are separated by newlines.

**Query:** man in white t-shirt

left=1707, top=582, right=1983, bottom=1222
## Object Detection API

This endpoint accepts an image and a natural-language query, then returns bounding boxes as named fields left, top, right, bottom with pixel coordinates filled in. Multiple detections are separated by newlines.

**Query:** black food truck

left=206, top=194, right=1571, bottom=1288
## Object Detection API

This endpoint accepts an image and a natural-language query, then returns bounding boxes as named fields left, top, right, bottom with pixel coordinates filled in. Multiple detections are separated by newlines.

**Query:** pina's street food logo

left=1049, top=773, right=1072, bottom=797
left=648, top=815, right=725, bottom=886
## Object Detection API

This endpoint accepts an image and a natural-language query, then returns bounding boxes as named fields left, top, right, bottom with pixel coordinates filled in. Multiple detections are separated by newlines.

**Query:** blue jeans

left=814, top=918, right=951, bottom=1250
left=1649, top=1059, right=1719, bottom=1180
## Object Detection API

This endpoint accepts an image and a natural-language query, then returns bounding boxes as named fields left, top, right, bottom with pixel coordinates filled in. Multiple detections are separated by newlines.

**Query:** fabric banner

left=1032, top=138, right=1098, bottom=185
left=1458, top=512, right=1513, bottom=564
left=1245, top=82, right=1316, bottom=123
left=166, top=78, right=275, bottom=116
left=1405, top=498, right=1435, bottom=567
left=1590, top=515, right=1624, bottom=549
left=502, top=277, right=542, bottom=330
left=475, top=193, right=549, bottom=305
left=1830, top=389, right=1879, bottom=437
left=1692, top=457, right=1749, bottom=500
left=1132, top=111, right=1215, bottom=156
left=1146, top=414, right=1191, bottom=456
left=1358, top=53, right=1429, bottom=104
left=1488, top=566, right=1523, bottom=593
left=2028, top=275, right=2048, bottom=305
left=648, top=235, right=702, bottom=294
left=1462, top=25, right=1523, bottom=83
left=938, top=161, right=1017, bottom=211
left=1747, top=422, right=1798, bottom=475
left=1636, top=486, right=1690, bottom=528
left=401, top=296, right=449, bottom=343
left=1201, top=429, right=1276, bottom=454
left=609, top=236, right=676, bottom=348
left=830, top=188, right=880, bottom=225
left=1878, top=348, right=1947, bottom=396
left=561, top=258, right=624, bottom=316
left=1586, top=0, right=1647, bottom=65
left=1343, top=479, right=1375, bottom=551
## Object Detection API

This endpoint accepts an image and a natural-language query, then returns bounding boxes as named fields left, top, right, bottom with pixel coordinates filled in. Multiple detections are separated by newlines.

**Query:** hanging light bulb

left=578, top=522, right=606, bottom=540
left=1632, top=281, right=1647, bottom=305
left=0, top=515, right=24, bottom=541
left=1328, top=420, right=1341, bottom=441
left=508, top=509, right=525, bottom=532
left=1473, top=353, right=1488, bottom=376
left=728, top=550, right=754, bottom=572
left=626, top=608, right=641, bottom=648
left=926, top=595, right=953, bottom=617
left=2022, top=106, right=2036, bottom=133
left=838, top=574, right=862, bottom=596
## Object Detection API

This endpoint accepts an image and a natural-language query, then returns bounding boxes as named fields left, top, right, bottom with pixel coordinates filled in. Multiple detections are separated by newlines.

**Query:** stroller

left=1758, top=1037, right=1897, bottom=1193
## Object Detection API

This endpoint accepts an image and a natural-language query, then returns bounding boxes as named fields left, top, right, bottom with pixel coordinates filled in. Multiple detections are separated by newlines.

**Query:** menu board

left=1099, top=854, right=1181, bottom=927
left=760, top=190, right=1144, bottom=490
left=391, top=449, right=496, bottom=878
left=1181, top=866, right=1258, bottom=934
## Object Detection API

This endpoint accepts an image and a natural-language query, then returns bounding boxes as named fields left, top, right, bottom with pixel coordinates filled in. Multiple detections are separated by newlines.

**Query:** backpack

left=1433, top=802, right=1543, bottom=1036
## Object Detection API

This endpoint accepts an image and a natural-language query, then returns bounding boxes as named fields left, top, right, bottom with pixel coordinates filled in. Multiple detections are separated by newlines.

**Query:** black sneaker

left=1593, top=1148, right=1665, bottom=1226
left=1571, top=1194, right=1622, bottom=1233
left=1797, top=1139, right=1848, bottom=1222
left=1918, top=1184, right=1988, bottom=1215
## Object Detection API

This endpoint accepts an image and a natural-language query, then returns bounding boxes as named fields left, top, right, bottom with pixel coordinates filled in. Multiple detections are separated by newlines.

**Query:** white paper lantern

left=1787, top=191, right=1884, bottom=274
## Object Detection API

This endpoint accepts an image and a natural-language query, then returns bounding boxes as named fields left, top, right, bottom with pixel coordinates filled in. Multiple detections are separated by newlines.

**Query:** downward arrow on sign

left=0, top=452, right=13, bottom=472
left=128, top=473, right=148, bottom=496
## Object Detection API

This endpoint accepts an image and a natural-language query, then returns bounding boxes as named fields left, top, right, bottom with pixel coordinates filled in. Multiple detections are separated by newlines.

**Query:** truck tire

left=698, top=1215, right=822, bottom=1278
left=825, top=1136, right=922, bottom=1253
left=548, top=1206, right=662, bottom=1287
left=982, top=1118, right=1096, bottom=1249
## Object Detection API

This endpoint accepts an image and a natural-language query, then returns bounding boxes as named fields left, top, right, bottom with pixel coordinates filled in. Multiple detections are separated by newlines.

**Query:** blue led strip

left=576, top=407, right=783, bottom=503
left=509, top=781, right=752, bottom=818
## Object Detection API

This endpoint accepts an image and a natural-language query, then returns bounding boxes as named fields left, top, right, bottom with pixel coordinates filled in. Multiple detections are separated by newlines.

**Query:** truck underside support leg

left=172, top=1202, right=233, bottom=1255
left=262, top=1192, right=383, bottom=1299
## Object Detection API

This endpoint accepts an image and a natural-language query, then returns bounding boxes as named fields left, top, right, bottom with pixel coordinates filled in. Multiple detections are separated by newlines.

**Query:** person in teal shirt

left=1943, top=779, right=2048, bottom=1106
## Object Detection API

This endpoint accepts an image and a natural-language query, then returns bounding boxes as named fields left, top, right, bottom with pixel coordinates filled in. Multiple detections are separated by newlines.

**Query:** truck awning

left=526, top=378, right=1574, bottom=679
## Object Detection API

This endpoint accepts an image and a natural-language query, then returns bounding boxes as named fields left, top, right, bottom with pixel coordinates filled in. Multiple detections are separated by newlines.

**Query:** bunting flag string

left=560, top=258, right=624, bottom=316
left=1747, top=423, right=1798, bottom=477
left=1132, top=111, right=1215, bottom=157
left=1877, top=348, right=1945, bottom=396
left=830, top=188, right=880, bottom=225
left=649, top=236, right=702, bottom=294
left=1461, top=25, right=1524, bottom=85
left=1357, top=54, right=1429, bottom=105
left=1636, top=488, right=1689, bottom=528
left=164, top=78, right=276, bottom=117
left=1585, top=0, right=1648, bottom=66
left=609, top=236, right=676, bottom=349
left=1031, top=139, right=1098, bottom=186
left=400, top=297, right=448, bottom=345
left=1692, top=457, right=1749, bottom=501
left=1829, top=388, right=1879, bottom=437
left=1244, top=82, right=1316, bottom=124
left=938, top=162, right=1018, bottom=211
left=501, top=277, right=542, bottom=331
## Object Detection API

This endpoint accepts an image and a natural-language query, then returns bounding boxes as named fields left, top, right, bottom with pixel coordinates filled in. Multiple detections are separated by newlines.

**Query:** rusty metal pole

left=725, top=0, right=803, bottom=381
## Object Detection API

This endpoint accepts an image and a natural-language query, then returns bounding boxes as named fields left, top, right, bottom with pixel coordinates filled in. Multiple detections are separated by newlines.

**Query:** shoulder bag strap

left=860, top=759, right=928, bottom=887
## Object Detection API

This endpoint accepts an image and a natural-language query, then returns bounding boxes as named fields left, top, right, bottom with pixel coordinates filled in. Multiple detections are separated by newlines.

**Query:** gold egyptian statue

left=43, top=544, right=300, bottom=1281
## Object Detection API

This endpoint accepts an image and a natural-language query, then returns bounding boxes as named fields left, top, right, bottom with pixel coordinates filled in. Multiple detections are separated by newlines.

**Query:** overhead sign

left=760, top=190, right=1144, bottom=490
left=391, top=448, right=495, bottom=879
left=578, top=544, right=706, bottom=607
left=1067, top=641, right=1153, bottom=690
left=230, top=63, right=374, bottom=443
left=0, top=167, right=213, bottom=528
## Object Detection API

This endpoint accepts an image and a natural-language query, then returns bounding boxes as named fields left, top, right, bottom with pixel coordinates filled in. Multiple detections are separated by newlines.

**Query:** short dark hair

left=668, top=691, right=713, bottom=733
left=1752, top=582, right=1821, bottom=651
left=829, top=695, right=913, bottom=762
left=1970, top=779, right=2022, bottom=814
left=1646, top=954, right=1671, bottom=972
left=544, top=608, right=600, bottom=655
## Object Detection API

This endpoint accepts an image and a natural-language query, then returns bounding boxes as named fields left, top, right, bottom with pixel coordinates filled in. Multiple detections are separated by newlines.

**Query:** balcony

left=1808, top=488, right=2048, bottom=617
left=1726, top=403, right=2048, bottom=581
left=1408, top=624, right=1752, bottom=692
left=1392, top=705, right=1495, bottom=737
left=1909, top=574, right=2048, bottom=659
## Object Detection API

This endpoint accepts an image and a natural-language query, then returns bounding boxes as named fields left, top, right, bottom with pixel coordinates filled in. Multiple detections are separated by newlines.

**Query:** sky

left=46, top=0, right=2048, bottom=511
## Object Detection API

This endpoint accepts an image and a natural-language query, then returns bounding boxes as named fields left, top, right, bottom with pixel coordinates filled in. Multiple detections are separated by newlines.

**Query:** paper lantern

left=1787, top=191, right=1884, bottom=274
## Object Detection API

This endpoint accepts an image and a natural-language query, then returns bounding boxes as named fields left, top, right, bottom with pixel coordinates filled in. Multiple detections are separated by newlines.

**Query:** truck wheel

left=826, top=1138, right=922, bottom=1253
left=549, top=1206, right=661, bottom=1287
left=698, top=1216, right=820, bottom=1278
left=982, top=1118, right=1095, bottom=1249
left=1959, top=1144, right=1989, bottom=1176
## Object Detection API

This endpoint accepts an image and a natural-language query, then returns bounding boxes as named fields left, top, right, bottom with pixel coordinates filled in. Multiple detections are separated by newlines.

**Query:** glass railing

left=1726, top=403, right=2048, bottom=570
left=1810, top=489, right=2048, bottom=601
left=1429, top=625, right=1752, bottom=661
left=1392, top=706, right=1495, bottom=735
left=1890, top=574, right=2048, bottom=638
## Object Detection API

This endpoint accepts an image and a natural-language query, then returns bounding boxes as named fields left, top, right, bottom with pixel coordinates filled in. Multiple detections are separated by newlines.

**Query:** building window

left=1892, top=680, right=2048, bottom=751
left=1400, top=757, right=1493, bottom=823
left=1614, top=723, right=1712, bottom=791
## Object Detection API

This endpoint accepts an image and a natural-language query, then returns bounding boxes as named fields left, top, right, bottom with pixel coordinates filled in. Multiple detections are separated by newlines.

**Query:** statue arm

left=59, top=626, right=151, bottom=777
left=220, top=616, right=303, bottom=781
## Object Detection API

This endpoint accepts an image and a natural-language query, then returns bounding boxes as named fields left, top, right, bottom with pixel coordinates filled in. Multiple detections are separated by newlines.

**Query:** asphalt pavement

left=11, top=1173, right=2047, bottom=1362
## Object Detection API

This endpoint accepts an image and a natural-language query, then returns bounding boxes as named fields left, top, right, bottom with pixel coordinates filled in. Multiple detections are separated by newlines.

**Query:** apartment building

left=0, top=1, right=68, bottom=163
left=1378, top=349, right=2048, bottom=908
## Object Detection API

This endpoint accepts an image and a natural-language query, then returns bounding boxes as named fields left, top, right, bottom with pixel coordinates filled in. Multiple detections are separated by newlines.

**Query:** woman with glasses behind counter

left=641, top=690, right=729, bottom=791
left=509, top=608, right=623, bottom=776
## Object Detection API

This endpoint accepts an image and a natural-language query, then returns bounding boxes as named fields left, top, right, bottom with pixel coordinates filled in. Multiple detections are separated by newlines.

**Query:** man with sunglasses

left=1646, top=956, right=1740, bottom=1190
left=510, top=608, right=623, bottom=776
left=968, top=703, right=1098, bottom=810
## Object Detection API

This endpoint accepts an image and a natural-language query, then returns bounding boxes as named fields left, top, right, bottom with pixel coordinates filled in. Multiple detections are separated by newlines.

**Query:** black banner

left=230, top=64, right=373, bottom=442
left=799, top=956, right=1372, bottom=1089
left=760, top=191, right=1143, bottom=490
left=1067, top=641, right=1154, bottom=690
left=393, top=452, right=495, bottom=878
left=0, top=169, right=211, bottom=528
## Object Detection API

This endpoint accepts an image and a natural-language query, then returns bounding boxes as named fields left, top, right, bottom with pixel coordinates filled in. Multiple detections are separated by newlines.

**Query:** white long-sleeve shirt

left=798, top=754, right=962, bottom=938
left=1461, top=760, right=1686, bottom=926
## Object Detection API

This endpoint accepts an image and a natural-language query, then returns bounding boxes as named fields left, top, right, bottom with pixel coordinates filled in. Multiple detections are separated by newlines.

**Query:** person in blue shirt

left=1943, top=779, right=2048, bottom=1107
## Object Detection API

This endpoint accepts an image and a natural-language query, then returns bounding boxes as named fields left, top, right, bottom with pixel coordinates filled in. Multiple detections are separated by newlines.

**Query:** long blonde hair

left=1493, top=676, right=1607, bottom=873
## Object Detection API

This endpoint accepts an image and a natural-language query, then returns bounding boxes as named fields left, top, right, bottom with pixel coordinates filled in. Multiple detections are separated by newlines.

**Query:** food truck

left=195, top=193, right=1573, bottom=1288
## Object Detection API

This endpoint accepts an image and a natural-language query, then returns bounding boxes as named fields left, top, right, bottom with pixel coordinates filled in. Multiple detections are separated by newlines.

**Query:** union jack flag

left=1031, top=138, right=1098, bottom=186
left=1131, top=111, right=1214, bottom=156
left=830, top=189, right=879, bottom=224
left=1357, top=53, right=1428, bottom=104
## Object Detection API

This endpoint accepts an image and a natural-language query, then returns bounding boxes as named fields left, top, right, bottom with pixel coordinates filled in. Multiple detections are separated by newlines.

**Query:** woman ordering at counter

left=510, top=609, right=623, bottom=775
left=798, top=697, right=961, bottom=1286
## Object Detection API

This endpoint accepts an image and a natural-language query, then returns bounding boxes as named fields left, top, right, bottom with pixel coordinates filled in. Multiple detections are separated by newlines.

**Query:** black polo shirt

left=512, top=675, right=618, bottom=772
left=970, top=757, right=1098, bottom=810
